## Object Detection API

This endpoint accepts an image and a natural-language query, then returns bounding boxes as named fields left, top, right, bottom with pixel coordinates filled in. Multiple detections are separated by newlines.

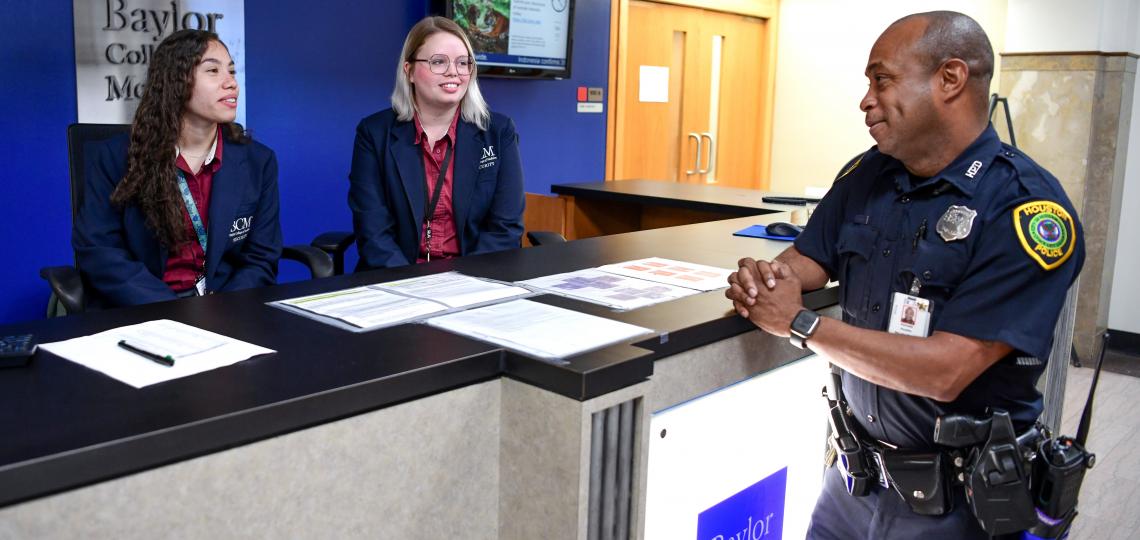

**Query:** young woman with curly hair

left=73, top=29, right=282, bottom=307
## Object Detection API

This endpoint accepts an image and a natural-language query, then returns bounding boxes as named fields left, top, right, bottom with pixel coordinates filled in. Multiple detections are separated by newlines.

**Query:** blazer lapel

left=205, top=143, right=246, bottom=277
left=390, top=121, right=427, bottom=230
left=452, top=119, right=483, bottom=248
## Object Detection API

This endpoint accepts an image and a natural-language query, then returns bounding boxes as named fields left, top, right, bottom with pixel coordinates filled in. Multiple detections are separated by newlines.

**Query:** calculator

left=0, top=334, right=36, bottom=367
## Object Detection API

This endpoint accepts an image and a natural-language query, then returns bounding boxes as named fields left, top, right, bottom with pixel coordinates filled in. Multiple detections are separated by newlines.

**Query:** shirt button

left=882, top=249, right=891, bottom=257
left=867, top=414, right=875, bottom=423
left=901, top=196, right=911, bottom=203
left=923, top=270, right=933, bottom=280
left=872, top=303, right=881, bottom=313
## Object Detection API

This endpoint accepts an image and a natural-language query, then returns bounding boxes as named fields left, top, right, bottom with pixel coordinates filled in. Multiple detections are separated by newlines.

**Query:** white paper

left=639, top=65, right=669, bottom=103
left=597, top=257, right=733, bottom=292
left=426, top=299, right=653, bottom=360
left=372, top=272, right=531, bottom=309
left=520, top=268, right=699, bottom=310
left=39, top=319, right=275, bottom=388
left=280, top=286, right=447, bottom=329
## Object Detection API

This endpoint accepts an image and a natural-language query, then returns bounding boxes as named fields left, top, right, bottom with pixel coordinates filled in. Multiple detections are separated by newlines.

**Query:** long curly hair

left=110, top=29, right=247, bottom=247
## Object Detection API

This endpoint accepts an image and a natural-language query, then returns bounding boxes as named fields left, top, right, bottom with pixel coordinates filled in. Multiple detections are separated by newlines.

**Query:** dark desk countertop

left=0, top=215, right=834, bottom=507
left=551, top=179, right=807, bottom=216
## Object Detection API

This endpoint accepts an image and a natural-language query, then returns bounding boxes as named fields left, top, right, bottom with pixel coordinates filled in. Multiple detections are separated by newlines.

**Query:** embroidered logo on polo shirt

left=479, top=145, right=497, bottom=170
left=965, top=160, right=983, bottom=178
left=1013, top=200, right=1076, bottom=271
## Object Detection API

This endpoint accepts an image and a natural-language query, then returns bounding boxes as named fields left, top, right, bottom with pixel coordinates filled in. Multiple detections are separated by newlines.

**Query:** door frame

left=604, top=0, right=781, bottom=184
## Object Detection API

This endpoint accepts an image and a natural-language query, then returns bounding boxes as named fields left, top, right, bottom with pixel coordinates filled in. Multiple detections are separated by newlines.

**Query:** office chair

left=40, top=123, right=339, bottom=316
left=525, top=231, right=567, bottom=246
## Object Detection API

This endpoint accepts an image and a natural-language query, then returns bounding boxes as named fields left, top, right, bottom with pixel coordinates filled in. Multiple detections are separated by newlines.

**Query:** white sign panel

left=645, top=355, right=828, bottom=540
left=73, top=0, right=246, bottom=125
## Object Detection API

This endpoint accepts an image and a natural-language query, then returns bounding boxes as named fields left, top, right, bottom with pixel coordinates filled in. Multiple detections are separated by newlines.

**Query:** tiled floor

left=1059, top=365, right=1140, bottom=539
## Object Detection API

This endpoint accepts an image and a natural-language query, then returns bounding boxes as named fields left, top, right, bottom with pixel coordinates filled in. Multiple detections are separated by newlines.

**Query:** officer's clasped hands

left=726, top=258, right=803, bottom=337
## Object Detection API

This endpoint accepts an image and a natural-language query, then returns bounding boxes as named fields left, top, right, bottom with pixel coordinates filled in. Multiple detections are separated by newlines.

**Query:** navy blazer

left=348, top=108, right=525, bottom=270
left=73, top=134, right=283, bottom=308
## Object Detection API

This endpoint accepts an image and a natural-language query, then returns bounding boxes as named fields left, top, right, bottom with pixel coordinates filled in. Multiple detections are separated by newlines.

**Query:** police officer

left=726, top=11, right=1084, bottom=539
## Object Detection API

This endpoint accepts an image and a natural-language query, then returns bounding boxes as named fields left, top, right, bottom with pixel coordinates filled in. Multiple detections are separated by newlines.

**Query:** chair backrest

left=66, top=123, right=130, bottom=219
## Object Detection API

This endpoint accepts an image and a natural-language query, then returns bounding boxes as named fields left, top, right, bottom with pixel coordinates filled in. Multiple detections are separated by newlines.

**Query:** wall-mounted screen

left=434, top=0, right=575, bottom=80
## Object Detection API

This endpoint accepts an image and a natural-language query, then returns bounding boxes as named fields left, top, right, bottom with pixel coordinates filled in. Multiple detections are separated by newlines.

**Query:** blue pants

left=806, top=464, right=1013, bottom=539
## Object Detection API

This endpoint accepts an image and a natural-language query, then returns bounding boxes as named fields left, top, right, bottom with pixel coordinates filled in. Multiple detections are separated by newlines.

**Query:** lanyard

left=176, top=170, right=208, bottom=274
left=423, top=141, right=454, bottom=261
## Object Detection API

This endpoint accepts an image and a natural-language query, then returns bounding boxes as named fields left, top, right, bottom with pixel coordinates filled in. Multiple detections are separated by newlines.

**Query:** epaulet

left=835, top=150, right=869, bottom=181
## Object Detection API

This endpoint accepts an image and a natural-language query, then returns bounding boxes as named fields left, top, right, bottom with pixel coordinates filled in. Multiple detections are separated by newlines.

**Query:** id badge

left=888, top=292, right=931, bottom=337
left=194, top=277, right=207, bottom=296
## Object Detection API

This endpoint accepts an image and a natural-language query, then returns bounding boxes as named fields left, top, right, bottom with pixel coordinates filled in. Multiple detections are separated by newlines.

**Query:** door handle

left=686, top=132, right=702, bottom=175
left=699, top=132, right=715, bottom=176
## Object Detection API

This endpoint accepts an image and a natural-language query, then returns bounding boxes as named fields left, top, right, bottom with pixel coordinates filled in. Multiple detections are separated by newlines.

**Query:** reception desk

left=548, top=180, right=806, bottom=239
left=0, top=215, right=837, bottom=538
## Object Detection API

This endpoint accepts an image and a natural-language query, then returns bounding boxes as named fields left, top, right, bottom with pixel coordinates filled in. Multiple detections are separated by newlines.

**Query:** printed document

left=426, top=299, right=653, bottom=360
left=373, top=272, right=531, bottom=308
left=39, top=319, right=274, bottom=388
left=596, top=257, right=733, bottom=292
left=279, top=287, right=448, bottom=329
left=520, top=268, right=699, bottom=310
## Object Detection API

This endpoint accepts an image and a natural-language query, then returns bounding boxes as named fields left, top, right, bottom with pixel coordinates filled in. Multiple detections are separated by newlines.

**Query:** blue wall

left=0, top=0, right=609, bottom=325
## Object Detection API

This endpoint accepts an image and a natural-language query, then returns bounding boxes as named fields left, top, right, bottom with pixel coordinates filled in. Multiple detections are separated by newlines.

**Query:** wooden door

left=611, top=1, right=774, bottom=189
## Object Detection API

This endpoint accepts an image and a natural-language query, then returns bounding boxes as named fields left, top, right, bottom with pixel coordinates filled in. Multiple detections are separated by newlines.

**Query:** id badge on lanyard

left=423, top=142, right=454, bottom=262
left=177, top=171, right=209, bottom=295
left=888, top=278, right=931, bottom=337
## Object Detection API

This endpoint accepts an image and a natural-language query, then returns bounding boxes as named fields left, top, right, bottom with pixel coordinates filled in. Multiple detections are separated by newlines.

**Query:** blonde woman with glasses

left=348, top=16, right=524, bottom=270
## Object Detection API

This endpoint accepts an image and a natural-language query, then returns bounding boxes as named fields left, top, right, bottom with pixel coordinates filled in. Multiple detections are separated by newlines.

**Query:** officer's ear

left=936, top=58, right=969, bottom=103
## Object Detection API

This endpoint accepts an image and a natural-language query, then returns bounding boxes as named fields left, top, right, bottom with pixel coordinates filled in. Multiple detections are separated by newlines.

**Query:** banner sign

left=696, top=467, right=787, bottom=540
left=73, top=0, right=246, bottom=125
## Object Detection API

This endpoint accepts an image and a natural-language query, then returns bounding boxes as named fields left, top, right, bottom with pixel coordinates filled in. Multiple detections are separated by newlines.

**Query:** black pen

left=117, top=340, right=175, bottom=367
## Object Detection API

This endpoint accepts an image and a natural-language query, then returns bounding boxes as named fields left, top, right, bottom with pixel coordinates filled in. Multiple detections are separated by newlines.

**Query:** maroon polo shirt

left=413, top=110, right=461, bottom=262
left=163, top=128, right=223, bottom=292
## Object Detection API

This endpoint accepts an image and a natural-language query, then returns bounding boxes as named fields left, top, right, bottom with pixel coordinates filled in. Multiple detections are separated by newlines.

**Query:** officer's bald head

left=892, top=11, right=994, bottom=113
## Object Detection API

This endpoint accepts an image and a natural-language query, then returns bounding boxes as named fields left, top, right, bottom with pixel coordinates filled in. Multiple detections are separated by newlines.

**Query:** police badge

left=936, top=205, right=977, bottom=242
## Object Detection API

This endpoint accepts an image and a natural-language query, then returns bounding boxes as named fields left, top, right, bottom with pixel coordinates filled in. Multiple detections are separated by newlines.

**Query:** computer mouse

left=765, top=221, right=803, bottom=238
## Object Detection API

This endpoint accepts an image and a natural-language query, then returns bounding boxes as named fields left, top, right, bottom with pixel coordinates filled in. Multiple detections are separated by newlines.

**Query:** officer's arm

left=808, top=322, right=1011, bottom=402
left=739, top=264, right=1011, bottom=402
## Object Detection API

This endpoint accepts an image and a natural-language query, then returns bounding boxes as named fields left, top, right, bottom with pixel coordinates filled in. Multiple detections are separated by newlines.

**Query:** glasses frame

left=411, top=54, right=475, bottom=76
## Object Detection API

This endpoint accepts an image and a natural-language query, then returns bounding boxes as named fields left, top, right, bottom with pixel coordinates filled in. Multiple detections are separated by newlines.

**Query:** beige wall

left=768, top=0, right=1007, bottom=195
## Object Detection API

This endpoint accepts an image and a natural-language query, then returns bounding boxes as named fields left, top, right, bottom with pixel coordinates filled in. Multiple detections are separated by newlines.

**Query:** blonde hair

left=391, top=16, right=490, bottom=130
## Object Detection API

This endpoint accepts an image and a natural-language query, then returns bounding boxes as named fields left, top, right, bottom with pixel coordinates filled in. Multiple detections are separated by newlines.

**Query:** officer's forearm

left=806, top=318, right=1011, bottom=402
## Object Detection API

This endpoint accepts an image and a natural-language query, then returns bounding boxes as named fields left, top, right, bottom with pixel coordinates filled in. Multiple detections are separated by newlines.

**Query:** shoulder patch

left=1012, top=200, right=1076, bottom=271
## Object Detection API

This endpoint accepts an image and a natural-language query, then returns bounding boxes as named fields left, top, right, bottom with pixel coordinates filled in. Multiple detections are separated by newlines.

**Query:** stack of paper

left=596, top=258, right=734, bottom=292
left=275, top=272, right=532, bottom=330
left=39, top=319, right=275, bottom=388
left=426, top=299, right=653, bottom=360
left=519, top=268, right=700, bottom=310
left=521, top=257, right=733, bottom=310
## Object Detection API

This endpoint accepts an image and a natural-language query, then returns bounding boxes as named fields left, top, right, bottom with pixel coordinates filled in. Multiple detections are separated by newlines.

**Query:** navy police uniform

left=795, top=126, right=1084, bottom=539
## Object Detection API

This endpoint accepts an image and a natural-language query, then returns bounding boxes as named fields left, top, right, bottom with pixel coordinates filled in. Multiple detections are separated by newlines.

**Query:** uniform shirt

left=413, top=110, right=461, bottom=262
left=164, top=130, right=223, bottom=292
left=795, top=126, right=1084, bottom=450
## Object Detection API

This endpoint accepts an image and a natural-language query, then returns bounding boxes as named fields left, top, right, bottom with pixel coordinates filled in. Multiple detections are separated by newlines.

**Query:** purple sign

left=696, top=467, right=787, bottom=540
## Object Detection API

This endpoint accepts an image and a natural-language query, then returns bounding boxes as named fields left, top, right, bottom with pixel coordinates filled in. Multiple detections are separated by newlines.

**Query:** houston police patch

left=1013, top=200, right=1076, bottom=271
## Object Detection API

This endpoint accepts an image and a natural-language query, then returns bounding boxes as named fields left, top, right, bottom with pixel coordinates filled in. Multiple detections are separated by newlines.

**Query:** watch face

left=792, top=310, right=819, bottom=336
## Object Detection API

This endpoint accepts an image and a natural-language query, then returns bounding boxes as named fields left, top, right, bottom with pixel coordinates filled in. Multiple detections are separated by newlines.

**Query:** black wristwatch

left=789, top=309, right=821, bottom=349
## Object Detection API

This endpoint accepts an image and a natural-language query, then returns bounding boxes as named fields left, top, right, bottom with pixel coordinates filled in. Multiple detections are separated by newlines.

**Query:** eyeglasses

left=412, top=54, right=475, bottom=75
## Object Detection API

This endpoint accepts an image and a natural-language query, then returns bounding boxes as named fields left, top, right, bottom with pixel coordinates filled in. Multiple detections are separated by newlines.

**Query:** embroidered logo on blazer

left=229, top=215, right=253, bottom=242
left=479, top=145, right=497, bottom=170
left=1013, top=200, right=1076, bottom=271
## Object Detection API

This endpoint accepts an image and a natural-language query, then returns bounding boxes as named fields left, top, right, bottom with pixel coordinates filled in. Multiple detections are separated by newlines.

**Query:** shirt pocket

left=835, top=220, right=878, bottom=321
left=899, top=238, right=969, bottom=311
